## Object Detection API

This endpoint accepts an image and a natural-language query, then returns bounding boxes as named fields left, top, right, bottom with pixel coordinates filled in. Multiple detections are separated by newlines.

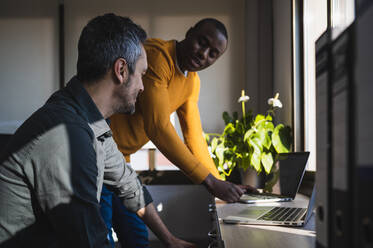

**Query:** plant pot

left=239, top=168, right=266, bottom=188
left=239, top=161, right=280, bottom=192
left=225, top=166, right=242, bottom=184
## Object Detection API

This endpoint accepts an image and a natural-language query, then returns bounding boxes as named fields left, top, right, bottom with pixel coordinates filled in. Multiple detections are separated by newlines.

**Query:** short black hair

left=77, top=13, right=147, bottom=83
left=193, top=18, right=228, bottom=41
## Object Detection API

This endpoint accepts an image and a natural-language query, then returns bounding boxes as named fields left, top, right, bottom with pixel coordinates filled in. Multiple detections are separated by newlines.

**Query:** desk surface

left=215, top=194, right=316, bottom=248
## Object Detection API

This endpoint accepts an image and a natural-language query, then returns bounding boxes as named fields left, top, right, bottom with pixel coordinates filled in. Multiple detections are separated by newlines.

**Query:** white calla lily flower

left=238, top=95, right=250, bottom=103
left=268, top=98, right=283, bottom=108
left=267, top=93, right=283, bottom=108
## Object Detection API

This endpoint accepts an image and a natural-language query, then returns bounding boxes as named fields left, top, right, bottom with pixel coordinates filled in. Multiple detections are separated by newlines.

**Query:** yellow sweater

left=110, top=38, right=221, bottom=184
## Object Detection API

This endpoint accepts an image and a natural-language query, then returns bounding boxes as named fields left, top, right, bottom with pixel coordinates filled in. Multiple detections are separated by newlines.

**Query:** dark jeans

left=100, top=185, right=149, bottom=248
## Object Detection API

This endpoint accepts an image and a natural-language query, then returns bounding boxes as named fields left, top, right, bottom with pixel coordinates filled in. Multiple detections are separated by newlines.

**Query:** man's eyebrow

left=203, top=34, right=224, bottom=54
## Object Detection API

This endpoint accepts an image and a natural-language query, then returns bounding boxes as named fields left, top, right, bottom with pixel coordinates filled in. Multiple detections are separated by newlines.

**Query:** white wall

left=0, top=0, right=59, bottom=127
left=63, top=0, right=246, bottom=133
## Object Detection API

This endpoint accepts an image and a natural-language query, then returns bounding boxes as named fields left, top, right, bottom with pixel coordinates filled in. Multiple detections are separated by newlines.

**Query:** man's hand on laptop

left=203, top=174, right=246, bottom=202
left=239, top=184, right=259, bottom=194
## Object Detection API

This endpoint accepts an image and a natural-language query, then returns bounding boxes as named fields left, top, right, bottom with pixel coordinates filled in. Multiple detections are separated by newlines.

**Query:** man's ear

left=113, top=58, right=129, bottom=85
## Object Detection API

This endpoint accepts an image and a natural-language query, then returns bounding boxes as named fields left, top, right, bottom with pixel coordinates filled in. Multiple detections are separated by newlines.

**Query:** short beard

left=113, top=78, right=136, bottom=115
left=116, top=103, right=136, bottom=115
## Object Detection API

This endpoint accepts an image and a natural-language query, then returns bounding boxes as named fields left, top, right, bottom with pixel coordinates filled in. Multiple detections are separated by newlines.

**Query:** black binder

left=329, top=4, right=373, bottom=247
left=314, top=3, right=373, bottom=247
left=330, top=24, right=354, bottom=248
left=315, top=29, right=332, bottom=248
left=352, top=5, right=373, bottom=247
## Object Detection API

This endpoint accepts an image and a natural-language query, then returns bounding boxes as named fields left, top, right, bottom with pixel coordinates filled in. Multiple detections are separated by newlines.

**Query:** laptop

left=240, top=152, right=310, bottom=204
left=223, top=185, right=316, bottom=227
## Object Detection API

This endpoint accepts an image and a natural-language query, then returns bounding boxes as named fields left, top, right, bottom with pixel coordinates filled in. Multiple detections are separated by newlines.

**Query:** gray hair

left=77, top=13, right=147, bottom=83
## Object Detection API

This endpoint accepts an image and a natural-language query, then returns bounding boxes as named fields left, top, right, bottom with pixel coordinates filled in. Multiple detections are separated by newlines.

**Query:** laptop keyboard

left=258, top=207, right=307, bottom=222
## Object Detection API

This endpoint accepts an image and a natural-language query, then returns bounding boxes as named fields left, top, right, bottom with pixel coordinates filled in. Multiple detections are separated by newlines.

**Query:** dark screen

left=271, top=152, right=310, bottom=198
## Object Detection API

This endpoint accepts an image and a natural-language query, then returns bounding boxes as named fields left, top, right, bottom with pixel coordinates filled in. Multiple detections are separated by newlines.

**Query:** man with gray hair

left=0, top=13, right=194, bottom=248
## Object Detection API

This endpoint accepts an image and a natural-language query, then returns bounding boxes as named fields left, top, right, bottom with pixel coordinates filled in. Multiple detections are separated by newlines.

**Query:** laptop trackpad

left=236, top=206, right=274, bottom=219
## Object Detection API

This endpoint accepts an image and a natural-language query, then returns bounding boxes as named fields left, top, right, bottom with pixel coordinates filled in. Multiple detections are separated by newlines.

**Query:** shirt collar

left=173, top=40, right=188, bottom=78
left=65, top=76, right=110, bottom=138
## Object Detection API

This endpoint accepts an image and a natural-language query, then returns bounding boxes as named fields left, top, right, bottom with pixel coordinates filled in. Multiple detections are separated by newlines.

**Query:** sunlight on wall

left=303, top=0, right=327, bottom=171
left=0, top=18, right=59, bottom=123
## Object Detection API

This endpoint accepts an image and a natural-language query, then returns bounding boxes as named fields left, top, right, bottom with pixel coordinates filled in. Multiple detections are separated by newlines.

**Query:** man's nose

left=198, top=48, right=209, bottom=60
left=139, top=81, right=144, bottom=93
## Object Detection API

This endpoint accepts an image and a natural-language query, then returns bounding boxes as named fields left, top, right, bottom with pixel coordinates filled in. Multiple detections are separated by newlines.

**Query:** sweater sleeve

left=176, top=98, right=221, bottom=180
left=138, top=48, right=211, bottom=184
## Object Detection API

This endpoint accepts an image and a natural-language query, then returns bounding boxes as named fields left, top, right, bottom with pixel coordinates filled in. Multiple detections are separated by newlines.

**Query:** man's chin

left=117, top=104, right=136, bottom=115
left=186, top=65, right=203, bottom=72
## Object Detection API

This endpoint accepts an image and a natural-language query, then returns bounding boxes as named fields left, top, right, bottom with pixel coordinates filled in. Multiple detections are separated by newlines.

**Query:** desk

left=215, top=194, right=316, bottom=248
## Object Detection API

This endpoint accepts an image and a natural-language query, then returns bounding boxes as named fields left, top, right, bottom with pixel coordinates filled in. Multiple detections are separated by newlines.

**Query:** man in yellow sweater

left=103, top=18, right=251, bottom=247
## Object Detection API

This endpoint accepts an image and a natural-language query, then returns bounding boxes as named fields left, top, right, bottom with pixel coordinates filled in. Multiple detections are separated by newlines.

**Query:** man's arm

left=138, top=80, right=211, bottom=184
left=100, top=125, right=195, bottom=248
left=139, top=85, right=247, bottom=202
left=177, top=99, right=248, bottom=202
left=35, top=124, right=111, bottom=247
left=176, top=98, right=221, bottom=179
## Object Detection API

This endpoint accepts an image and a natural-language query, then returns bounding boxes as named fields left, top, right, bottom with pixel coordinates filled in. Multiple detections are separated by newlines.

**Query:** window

left=302, top=0, right=354, bottom=171
left=303, top=0, right=327, bottom=171
left=331, top=0, right=355, bottom=39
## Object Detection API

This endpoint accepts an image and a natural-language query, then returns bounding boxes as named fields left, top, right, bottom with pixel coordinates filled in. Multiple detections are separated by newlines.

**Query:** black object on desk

left=315, top=29, right=332, bottom=248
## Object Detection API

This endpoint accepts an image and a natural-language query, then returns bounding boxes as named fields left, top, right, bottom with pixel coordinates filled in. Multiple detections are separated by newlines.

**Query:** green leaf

left=232, top=145, right=237, bottom=153
left=262, top=131, right=272, bottom=150
left=250, top=135, right=263, bottom=152
left=249, top=139, right=261, bottom=172
left=243, top=129, right=254, bottom=142
left=264, top=121, right=274, bottom=132
left=254, top=114, right=265, bottom=125
left=255, top=128, right=267, bottom=147
left=223, top=123, right=235, bottom=135
left=211, top=137, right=218, bottom=153
left=215, top=144, right=225, bottom=166
left=236, top=122, right=244, bottom=134
left=266, top=114, right=273, bottom=121
left=261, top=152, right=274, bottom=174
left=272, top=124, right=292, bottom=153
left=222, top=112, right=232, bottom=124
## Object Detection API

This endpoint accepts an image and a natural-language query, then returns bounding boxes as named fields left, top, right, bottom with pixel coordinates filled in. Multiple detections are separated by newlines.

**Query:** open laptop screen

left=270, top=152, right=310, bottom=198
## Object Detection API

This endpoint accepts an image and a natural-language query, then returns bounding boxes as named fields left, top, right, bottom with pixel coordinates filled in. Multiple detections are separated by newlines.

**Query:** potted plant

left=205, top=90, right=292, bottom=192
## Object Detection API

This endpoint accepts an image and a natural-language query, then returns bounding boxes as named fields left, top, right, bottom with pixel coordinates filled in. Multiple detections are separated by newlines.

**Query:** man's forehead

left=138, top=46, right=148, bottom=70
left=195, top=22, right=222, bottom=35
left=137, top=46, right=146, bottom=61
left=196, top=23, right=226, bottom=41
left=140, top=45, right=146, bottom=57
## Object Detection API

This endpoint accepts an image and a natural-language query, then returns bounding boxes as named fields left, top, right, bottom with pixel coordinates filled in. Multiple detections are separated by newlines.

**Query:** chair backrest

left=0, top=134, right=12, bottom=152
